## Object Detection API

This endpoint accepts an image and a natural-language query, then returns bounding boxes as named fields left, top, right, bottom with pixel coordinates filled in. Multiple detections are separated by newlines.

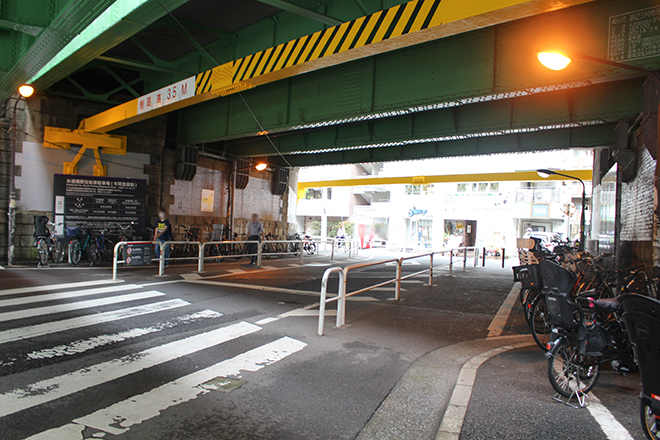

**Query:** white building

left=296, top=150, right=593, bottom=253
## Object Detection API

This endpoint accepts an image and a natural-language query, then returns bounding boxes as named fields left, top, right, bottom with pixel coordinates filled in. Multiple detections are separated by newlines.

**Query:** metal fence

left=112, top=237, right=349, bottom=280
left=318, top=246, right=479, bottom=335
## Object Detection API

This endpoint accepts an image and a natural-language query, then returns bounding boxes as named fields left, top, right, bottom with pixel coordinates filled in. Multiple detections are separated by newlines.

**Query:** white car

left=522, top=232, right=563, bottom=251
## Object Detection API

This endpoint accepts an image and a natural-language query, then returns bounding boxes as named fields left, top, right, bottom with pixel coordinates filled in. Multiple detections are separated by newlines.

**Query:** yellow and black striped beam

left=79, top=0, right=595, bottom=134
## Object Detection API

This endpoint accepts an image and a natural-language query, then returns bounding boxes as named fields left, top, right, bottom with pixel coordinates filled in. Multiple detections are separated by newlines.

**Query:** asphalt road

left=0, top=250, right=647, bottom=439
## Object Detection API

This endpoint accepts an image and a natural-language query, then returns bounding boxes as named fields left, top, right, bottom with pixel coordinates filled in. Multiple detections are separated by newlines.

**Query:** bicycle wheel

left=263, top=243, right=272, bottom=259
left=37, top=238, right=49, bottom=266
left=69, top=240, right=82, bottom=265
left=276, top=243, right=285, bottom=258
left=547, top=339, right=599, bottom=398
left=530, top=295, right=552, bottom=351
left=89, top=247, right=102, bottom=266
left=305, top=243, right=317, bottom=255
left=51, top=239, right=65, bottom=264
left=640, top=400, right=660, bottom=440
left=102, top=240, right=114, bottom=262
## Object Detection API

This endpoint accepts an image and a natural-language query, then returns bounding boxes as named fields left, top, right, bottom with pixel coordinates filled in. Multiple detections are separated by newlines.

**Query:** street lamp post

left=7, top=84, right=34, bottom=266
left=537, top=50, right=660, bottom=258
left=537, top=169, right=587, bottom=251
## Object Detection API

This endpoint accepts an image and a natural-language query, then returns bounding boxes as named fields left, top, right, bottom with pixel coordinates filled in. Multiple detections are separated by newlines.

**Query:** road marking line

left=26, top=337, right=306, bottom=439
left=0, top=299, right=190, bottom=345
left=260, top=266, right=278, bottom=270
left=0, top=291, right=166, bottom=323
left=436, top=342, right=535, bottom=440
left=227, top=269, right=246, bottom=274
left=0, top=280, right=123, bottom=297
left=255, top=317, right=279, bottom=325
left=587, top=393, right=634, bottom=440
left=487, top=283, right=520, bottom=338
left=184, top=279, right=319, bottom=296
left=22, top=310, right=222, bottom=361
left=0, top=284, right=142, bottom=307
left=0, top=321, right=261, bottom=417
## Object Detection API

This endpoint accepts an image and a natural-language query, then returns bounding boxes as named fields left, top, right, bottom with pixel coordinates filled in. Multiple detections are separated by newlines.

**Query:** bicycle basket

left=65, top=227, right=82, bottom=238
left=512, top=265, right=542, bottom=289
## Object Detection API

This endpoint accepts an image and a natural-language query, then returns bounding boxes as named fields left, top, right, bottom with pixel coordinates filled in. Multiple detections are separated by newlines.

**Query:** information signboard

left=53, top=174, right=147, bottom=231
left=125, top=243, right=152, bottom=266
left=609, top=6, right=660, bottom=62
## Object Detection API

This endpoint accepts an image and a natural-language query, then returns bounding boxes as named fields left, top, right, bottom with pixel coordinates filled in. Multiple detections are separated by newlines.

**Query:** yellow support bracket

left=43, top=126, right=127, bottom=177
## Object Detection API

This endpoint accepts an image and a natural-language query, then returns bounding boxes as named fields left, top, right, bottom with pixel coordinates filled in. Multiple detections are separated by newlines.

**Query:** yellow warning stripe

left=354, top=10, right=383, bottom=48
left=308, top=27, right=335, bottom=62
left=273, top=40, right=296, bottom=71
left=285, top=35, right=309, bottom=69
left=298, top=31, right=322, bottom=64
left=390, top=1, right=418, bottom=39
left=371, top=5, right=400, bottom=44
left=409, top=0, right=435, bottom=33
left=264, top=43, right=285, bottom=74
left=323, top=21, right=351, bottom=58
left=338, top=16, right=366, bottom=53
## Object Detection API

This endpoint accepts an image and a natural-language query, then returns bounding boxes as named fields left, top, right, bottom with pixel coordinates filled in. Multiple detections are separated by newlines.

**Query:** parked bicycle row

left=513, top=237, right=660, bottom=439
left=33, top=214, right=320, bottom=268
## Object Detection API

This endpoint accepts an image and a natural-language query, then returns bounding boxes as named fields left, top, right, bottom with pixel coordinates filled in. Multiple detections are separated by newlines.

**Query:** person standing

left=154, top=207, right=172, bottom=266
left=246, top=213, right=264, bottom=265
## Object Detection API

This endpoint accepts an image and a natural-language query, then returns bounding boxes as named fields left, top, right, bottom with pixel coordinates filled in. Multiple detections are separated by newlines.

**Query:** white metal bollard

left=474, top=247, right=479, bottom=267
left=429, top=253, right=434, bottom=286
left=448, top=252, right=453, bottom=277
left=198, top=243, right=205, bottom=272
left=158, top=242, right=165, bottom=276
left=256, top=241, right=263, bottom=268
left=298, top=241, right=304, bottom=264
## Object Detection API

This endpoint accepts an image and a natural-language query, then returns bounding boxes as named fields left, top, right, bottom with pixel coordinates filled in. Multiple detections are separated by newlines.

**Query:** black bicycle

left=262, top=233, right=285, bottom=259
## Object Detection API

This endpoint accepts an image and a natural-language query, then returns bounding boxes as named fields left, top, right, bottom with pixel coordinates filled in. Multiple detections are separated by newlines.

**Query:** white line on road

left=23, top=310, right=223, bottom=361
left=0, top=280, right=123, bottom=297
left=26, top=337, right=307, bottom=439
left=0, top=299, right=189, bottom=344
left=0, top=290, right=166, bottom=323
left=587, top=393, right=634, bottom=440
left=0, top=284, right=142, bottom=307
left=0, top=321, right=261, bottom=417
left=487, top=283, right=520, bottom=338
left=227, top=269, right=246, bottom=274
left=436, top=341, right=535, bottom=440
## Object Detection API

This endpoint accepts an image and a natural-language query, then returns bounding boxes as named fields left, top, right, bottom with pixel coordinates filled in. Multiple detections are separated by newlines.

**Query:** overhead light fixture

left=18, top=84, right=34, bottom=98
left=537, top=52, right=572, bottom=71
left=255, top=162, right=268, bottom=171
left=537, top=169, right=554, bottom=178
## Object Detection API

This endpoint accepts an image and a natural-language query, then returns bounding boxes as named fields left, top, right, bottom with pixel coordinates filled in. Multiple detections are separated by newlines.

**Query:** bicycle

left=262, top=233, right=285, bottom=259
left=302, top=234, right=317, bottom=255
left=69, top=225, right=112, bottom=266
left=34, top=219, right=65, bottom=267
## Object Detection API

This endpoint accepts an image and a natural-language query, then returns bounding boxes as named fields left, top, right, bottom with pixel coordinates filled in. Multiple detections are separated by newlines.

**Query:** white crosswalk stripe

left=0, top=281, right=307, bottom=439
left=26, top=337, right=307, bottom=439
left=0, top=284, right=142, bottom=307
left=0, top=280, right=123, bottom=297
left=0, top=298, right=189, bottom=344
left=0, top=290, right=165, bottom=322
left=0, top=321, right=261, bottom=417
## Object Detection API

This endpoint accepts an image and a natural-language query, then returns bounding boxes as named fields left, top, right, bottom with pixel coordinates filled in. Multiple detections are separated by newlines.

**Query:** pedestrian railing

left=317, top=246, right=479, bottom=335
left=112, top=238, right=347, bottom=280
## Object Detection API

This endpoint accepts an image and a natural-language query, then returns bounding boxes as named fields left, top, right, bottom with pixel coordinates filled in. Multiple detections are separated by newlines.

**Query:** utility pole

left=7, top=96, right=20, bottom=266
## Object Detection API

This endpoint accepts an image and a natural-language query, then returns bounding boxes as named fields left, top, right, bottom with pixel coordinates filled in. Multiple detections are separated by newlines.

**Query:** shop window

left=326, top=188, right=332, bottom=200
left=490, top=183, right=499, bottom=191
left=478, top=183, right=489, bottom=192
left=457, top=183, right=467, bottom=192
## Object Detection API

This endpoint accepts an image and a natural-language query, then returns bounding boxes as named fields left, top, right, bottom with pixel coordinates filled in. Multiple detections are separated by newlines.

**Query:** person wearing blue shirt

left=154, top=207, right=172, bottom=266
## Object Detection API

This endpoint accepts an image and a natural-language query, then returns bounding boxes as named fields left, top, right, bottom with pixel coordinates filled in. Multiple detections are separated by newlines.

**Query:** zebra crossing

left=0, top=279, right=307, bottom=439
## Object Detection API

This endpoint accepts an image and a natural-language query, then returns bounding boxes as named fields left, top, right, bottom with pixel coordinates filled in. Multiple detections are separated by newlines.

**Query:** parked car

left=522, top=231, right=563, bottom=251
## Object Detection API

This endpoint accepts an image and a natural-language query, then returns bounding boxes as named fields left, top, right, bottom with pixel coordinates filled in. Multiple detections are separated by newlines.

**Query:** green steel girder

left=29, top=0, right=193, bottom=94
left=254, top=0, right=343, bottom=26
left=220, top=78, right=643, bottom=157
left=139, top=0, right=409, bottom=91
left=0, top=0, right=117, bottom=101
left=176, top=0, right=660, bottom=146
left=266, top=122, right=618, bottom=167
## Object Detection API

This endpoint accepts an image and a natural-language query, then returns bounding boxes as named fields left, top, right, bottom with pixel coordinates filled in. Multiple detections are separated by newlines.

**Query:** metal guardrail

left=112, top=238, right=344, bottom=280
left=317, top=246, right=480, bottom=335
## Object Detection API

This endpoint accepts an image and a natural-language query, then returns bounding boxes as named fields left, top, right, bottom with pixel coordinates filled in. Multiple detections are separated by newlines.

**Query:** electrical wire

left=154, top=0, right=293, bottom=169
